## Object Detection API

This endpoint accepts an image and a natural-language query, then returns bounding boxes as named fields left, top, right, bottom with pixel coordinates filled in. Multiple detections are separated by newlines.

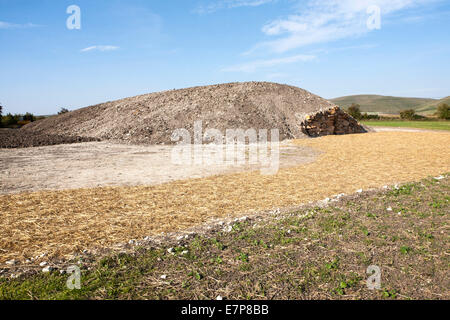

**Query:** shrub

left=3, top=113, right=19, bottom=126
left=400, top=109, right=417, bottom=120
left=23, top=112, right=35, bottom=122
left=58, top=108, right=70, bottom=115
left=437, top=103, right=450, bottom=120
left=347, top=103, right=362, bottom=120
left=361, top=113, right=380, bottom=120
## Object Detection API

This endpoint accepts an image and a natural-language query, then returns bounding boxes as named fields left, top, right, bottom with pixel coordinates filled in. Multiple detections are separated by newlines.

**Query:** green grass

left=0, top=175, right=448, bottom=300
left=362, top=120, right=450, bottom=131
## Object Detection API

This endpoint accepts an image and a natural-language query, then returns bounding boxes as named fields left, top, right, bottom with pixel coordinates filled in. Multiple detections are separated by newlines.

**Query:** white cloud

left=194, top=0, right=276, bottom=14
left=80, top=46, right=120, bottom=53
left=310, top=43, right=378, bottom=55
left=0, top=21, right=40, bottom=29
left=222, top=54, right=316, bottom=72
left=247, top=0, right=437, bottom=53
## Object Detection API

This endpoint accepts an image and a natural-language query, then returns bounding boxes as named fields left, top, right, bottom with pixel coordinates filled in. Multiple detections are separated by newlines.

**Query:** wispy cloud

left=80, top=46, right=120, bottom=53
left=397, top=8, right=450, bottom=23
left=310, top=43, right=378, bottom=55
left=221, top=54, right=316, bottom=72
left=194, top=0, right=276, bottom=14
left=265, top=72, right=289, bottom=79
left=0, top=21, right=40, bottom=29
left=246, top=0, right=438, bottom=54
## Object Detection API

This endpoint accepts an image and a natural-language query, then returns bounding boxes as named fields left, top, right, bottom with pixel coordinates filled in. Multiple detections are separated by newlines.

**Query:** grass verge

left=362, top=120, right=450, bottom=131
left=0, top=175, right=448, bottom=300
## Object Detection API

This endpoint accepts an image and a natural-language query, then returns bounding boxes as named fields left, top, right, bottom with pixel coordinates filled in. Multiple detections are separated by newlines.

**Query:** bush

left=400, top=109, right=417, bottom=120
left=58, top=108, right=69, bottom=115
left=23, top=112, right=35, bottom=122
left=347, top=103, right=362, bottom=120
left=437, top=103, right=450, bottom=120
left=3, top=113, right=19, bottom=126
left=361, top=113, right=380, bottom=120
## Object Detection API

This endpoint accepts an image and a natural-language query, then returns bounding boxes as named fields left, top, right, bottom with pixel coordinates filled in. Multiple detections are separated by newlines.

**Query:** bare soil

left=0, top=129, right=100, bottom=149
left=0, top=141, right=319, bottom=195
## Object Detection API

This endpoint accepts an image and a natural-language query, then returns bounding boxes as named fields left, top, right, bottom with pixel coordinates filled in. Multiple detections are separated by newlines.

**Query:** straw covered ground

left=1, top=131, right=449, bottom=264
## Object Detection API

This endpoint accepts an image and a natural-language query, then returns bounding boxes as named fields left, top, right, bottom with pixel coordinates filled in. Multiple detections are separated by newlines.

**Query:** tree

left=0, top=103, right=3, bottom=127
left=400, top=109, right=416, bottom=120
left=437, top=103, right=450, bottom=120
left=58, top=108, right=69, bottom=115
left=23, top=112, right=35, bottom=122
left=3, top=113, right=18, bottom=126
left=347, top=103, right=362, bottom=120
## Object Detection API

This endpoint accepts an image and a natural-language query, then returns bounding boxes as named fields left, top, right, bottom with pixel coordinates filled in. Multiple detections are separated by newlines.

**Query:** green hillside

left=330, top=95, right=437, bottom=114
left=415, top=96, right=450, bottom=115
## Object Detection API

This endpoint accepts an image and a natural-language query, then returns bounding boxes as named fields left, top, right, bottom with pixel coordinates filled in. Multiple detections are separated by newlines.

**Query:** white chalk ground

left=2, top=126, right=437, bottom=195
left=0, top=141, right=320, bottom=195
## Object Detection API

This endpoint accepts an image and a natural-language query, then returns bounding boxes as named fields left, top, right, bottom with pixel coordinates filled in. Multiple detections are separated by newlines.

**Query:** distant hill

left=415, top=96, right=450, bottom=114
left=330, top=95, right=440, bottom=115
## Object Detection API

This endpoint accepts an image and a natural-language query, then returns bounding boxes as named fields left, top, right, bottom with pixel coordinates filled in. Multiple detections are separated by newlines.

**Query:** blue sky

left=1, top=0, right=450, bottom=115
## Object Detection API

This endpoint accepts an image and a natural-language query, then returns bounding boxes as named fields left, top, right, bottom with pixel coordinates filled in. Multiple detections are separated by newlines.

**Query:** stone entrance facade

left=301, top=106, right=366, bottom=137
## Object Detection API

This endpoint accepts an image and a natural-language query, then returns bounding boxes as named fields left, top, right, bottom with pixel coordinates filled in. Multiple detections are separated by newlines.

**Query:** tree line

left=0, top=104, right=37, bottom=127
left=0, top=104, right=71, bottom=128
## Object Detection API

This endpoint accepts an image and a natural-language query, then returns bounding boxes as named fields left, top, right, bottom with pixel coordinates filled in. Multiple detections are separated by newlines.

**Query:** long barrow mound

left=17, top=82, right=365, bottom=147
